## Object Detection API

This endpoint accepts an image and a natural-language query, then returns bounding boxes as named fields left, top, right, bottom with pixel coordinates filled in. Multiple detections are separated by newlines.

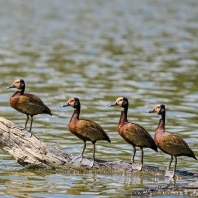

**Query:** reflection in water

left=0, top=168, right=161, bottom=197
left=0, top=167, right=185, bottom=197
left=0, top=0, right=198, bottom=197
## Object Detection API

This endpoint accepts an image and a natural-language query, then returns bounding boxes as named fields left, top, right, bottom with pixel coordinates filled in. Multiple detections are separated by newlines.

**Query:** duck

left=7, top=79, right=52, bottom=136
left=148, top=104, right=197, bottom=177
left=108, top=97, right=157, bottom=170
left=61, top=97, right=111, bottom=167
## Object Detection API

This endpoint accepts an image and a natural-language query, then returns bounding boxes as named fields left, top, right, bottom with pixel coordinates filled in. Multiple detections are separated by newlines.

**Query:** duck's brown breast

left=10, top=92, right=23, bottom=113
left=68, top=119, right=79, bottom=136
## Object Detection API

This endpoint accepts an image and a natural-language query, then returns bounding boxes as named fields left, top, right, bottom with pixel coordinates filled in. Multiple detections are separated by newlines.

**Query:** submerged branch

left=130, top=182, right=198, bottom=196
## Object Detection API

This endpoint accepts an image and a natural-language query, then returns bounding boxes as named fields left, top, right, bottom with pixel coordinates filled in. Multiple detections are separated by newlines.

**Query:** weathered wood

left=0, top=117, right=196, bottom=178
left=0, top=117, right=144, bottom=171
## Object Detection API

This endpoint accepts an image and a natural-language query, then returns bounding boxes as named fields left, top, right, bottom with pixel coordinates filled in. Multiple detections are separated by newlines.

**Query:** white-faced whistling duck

left=148, top=104, right=197, bottom=178
left=7, top=79, right=52, bottom=136
left=109, top=97, right=158, bottom=170
left=61, top=97, right=111, bottom=167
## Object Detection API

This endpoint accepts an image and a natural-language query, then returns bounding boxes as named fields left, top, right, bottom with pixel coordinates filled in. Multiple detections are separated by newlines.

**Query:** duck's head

left=108, top=97, right=129, bottom=109
left=61, top=97, right=80, bottom=109
left=7, top=79, right=25, bottom=90
left=148, top=104, right=166, bottom=115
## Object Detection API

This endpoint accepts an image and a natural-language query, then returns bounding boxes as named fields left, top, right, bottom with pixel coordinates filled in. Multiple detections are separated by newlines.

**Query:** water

left=0, top=0, right=198, bottom=197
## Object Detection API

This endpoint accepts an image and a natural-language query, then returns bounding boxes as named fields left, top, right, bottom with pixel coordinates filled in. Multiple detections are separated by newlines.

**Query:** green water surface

left=0, top=0, right=198, bottom=197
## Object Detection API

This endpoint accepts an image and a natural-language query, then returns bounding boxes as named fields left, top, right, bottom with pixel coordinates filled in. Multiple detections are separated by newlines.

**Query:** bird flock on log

left=6, top=78, right=197, bottom=178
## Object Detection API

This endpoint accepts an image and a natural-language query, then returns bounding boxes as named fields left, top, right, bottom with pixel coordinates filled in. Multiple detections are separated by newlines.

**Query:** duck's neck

left=19, top=82, right=25, bottom=95
left=12, top=91, right=20, bottom=97
left=70, top=107, right=80, bottom=122
left=157, top=112, right=165, bottom=131
left=119, top=107, right=128, bottom=124
left=20, top=87, right=25, bottom=95
left=11, top=85, right=25, bottom=97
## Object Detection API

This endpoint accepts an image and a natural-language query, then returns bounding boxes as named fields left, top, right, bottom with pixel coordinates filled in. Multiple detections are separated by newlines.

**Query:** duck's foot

left=138, top=163, right=143, bottom=171
left=165, top=170, right=175, bottom=178
left=71, top=156, right=94, bottom=168
left=81, top=159, right=94, bottom=168
left=133, top=163, right=143, bottom=171
left=14, top=126, right=32, bottom=137
left=14, top=125, right=25, bottom=131
left=129, top=162, right=142, bottom=171
left=71, top=155, right=83, bottom=163
left=21, top=130, right=32, bottom=138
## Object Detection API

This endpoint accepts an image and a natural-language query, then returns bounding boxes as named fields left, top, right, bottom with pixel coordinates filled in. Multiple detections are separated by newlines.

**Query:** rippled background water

left=0, top=0, right=198, bottom=197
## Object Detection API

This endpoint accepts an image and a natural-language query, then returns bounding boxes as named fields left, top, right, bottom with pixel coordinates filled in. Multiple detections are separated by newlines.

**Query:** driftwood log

left=0, top=117, right=197, bottom=176
left=0, top=117, right=144, bottom=169
left=0, top=117, right=158, bottom=173
left=1, top=117, right=198, bottom=196
left=0, top=116, right=197, bottom=174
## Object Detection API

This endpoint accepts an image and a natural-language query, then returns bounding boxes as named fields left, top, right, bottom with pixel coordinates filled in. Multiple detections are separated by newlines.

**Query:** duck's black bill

left=6, top=84, right=15, bottom=89
left=108, top=102, right=117, bottom=107
left=60, top=103, right=69, bottom=108
left=147, top=109, right=155, bottom=113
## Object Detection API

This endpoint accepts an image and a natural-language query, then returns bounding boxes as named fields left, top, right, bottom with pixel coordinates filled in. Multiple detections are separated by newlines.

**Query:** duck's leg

left=131, top=146, right=136, bottom=163
left=16, top=115, right=32, bottom=137
left=167, top=155, right=173, bottom=170
left=165, top=155, right=175, bottom=178
left=80, top=142, right=95, bottom=168
left=29, top=116, right=33, bottom=132
left=24, top=115, right=29, bottom=130
left=80, top=141, right=86, bottom=162
left=89, top=142, right=95, bottom=167
left=71, top=141, right=86, bottom=163
left=139, top=147, right=144, bottom=170
left=172, top=156, right=177, bottom=177
left=27, top=116, right=34, bottom=137
left=15, top=115, right=29, bottom=131
left=140, top=148, right=144, bottom=165
left=133, top=147, right=143, bottom=171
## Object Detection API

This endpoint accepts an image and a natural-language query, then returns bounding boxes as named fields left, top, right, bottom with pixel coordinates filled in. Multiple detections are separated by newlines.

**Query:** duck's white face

left=61, top=97, right=80, bottom=109
left=115, top=97, right=124, bottom=107
left=151, top=104, right=165, bottom=115
left=7, top=79, right=25, bottom=90
left=13, top=79, right=21, bottom=89
left=108, top=97, right=128, bottom=109
left=67, top=98, right=76, bottom=107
